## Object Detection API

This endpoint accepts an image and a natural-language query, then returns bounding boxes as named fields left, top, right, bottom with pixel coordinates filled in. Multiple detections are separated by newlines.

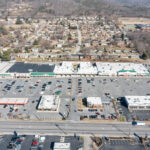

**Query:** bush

left=0, top=26, right=8, bottom=35
left=0, top=50, right=11, bottom=61
left=16, top=17, right=23, bottom=25
left=33, top=40, right=39, bottom=45
left=141, top=51, right=148, bottom=60
left=91, top=137, right=102, bottom=147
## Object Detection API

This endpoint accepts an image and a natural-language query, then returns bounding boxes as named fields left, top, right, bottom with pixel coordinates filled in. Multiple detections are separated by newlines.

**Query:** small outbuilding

left=87, top=97, right=103, bottom=108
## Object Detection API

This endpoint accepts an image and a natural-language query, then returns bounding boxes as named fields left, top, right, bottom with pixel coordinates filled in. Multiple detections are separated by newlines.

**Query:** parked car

left=7, top=142, right=15, bottom=149
left=96, top=112, right=100, bottom=115
left=48, top=82, right=52, bottom=85
left=147, top=80, right=150, bottom=83
left=32, top=139, right=38, bottom=147
left=3, top=104, right=8, bottom=108
left=58, top=85, right=62, bottom=88
left=84, top=115, right=88, bottom=118
left=15, top=109, right=18, bottom=112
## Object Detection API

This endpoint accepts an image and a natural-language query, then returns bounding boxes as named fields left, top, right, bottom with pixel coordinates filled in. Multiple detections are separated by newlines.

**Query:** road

left=74, top=22, right=82, bottom=54
left=27, top=25, right=44, bottom=42
left=0, top=121, right=150, bottom=137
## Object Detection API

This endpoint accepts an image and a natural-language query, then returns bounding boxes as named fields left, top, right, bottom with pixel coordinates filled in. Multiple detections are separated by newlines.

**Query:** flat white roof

left=125, top=96, right=150, bottom=107
left=0, top=98, right=28, bottom=105
left=87, top=97, right=102, bottom=105
left=54, top=61, right=98, bottom=75
left=54, top=142, right=70, bottom=150
left=78, top=62, right=97, bottom=74
left=38, top=95, right=60, bottom=110
left=0, top=62, right=14, bottom=73
left=54, top=62, right=149, bottom=76
left=96, top=62, right=149, bottom=76
left=54, top=62, right=74, bottom=74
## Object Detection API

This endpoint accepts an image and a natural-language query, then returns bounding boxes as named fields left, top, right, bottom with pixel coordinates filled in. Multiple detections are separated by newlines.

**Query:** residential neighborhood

left=1, top=14, right=149, bottom=62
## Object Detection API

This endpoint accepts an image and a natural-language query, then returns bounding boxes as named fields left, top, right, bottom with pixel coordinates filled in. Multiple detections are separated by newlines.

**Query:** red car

left=96, top=112, right=100, bottom=115
left=32, top=139, right=38, bottom=146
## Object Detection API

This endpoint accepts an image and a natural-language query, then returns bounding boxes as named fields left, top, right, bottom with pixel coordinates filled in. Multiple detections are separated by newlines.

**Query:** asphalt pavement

left=0, top=121, right=149, bottom=137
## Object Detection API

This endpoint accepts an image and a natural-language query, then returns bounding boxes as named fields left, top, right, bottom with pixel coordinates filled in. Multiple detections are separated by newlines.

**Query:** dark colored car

left=3, top=104, right=8, bottom=108
left=48, top=82, right=52, bottom=85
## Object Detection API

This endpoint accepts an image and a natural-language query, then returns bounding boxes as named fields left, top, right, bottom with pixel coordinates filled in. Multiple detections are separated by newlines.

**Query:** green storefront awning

left=144, top=73, right=150, bottom=75
left=118, top=70, right=136, bottom=73
left=0, top=74, right=11, bottom=76
left=30, top=72, right=55, bottom=76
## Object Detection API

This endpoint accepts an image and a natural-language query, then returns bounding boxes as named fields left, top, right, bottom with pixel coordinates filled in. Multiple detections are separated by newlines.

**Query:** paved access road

left=0, top=121, right=149, bottom=137
left=74, top=22, right=82, bottom=54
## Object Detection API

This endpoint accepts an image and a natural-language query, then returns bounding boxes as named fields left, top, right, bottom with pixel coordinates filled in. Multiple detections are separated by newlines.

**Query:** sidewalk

left=84, top=136, right=92, bottom=150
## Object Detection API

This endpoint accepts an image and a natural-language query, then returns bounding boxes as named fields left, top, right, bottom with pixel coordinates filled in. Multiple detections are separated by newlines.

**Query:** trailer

left=136, top=121, right=145, bottom=126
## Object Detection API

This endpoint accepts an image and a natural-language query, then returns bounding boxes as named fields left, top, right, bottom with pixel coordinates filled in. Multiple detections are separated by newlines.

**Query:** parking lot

left=0, top=78, right=71, bottom=120
left=0, top=77, right=150, bottom=121
left=0, top=134, right=83, bottom=150
left=101, top=137, right=145, bottom=150
left=117, top=99, right=150, bottom=121
left=78, top=102, right=116, bottom=121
